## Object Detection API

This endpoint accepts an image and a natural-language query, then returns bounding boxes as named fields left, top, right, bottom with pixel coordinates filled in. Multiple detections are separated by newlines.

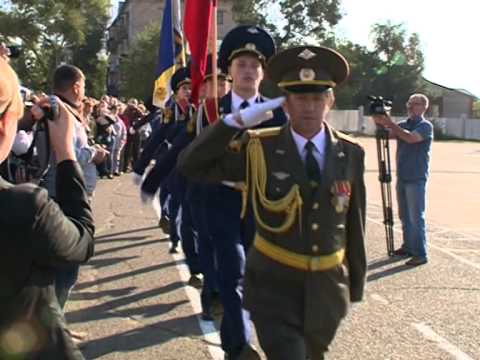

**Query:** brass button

left=311, top=223, right=319, bottom=231
left=312, top=245, right=319, bottom=253
left=312, top=202, right=319, bottom=210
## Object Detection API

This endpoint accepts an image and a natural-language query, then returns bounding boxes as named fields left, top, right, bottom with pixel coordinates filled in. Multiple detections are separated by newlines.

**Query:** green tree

left=368, top=21, right=425, bottom=114
left=335, top=42, right=382, bottom=109
left=0, top=0, right=109, bottom=94
left=72, top=0, right=110, bottom=98
left=119, top=23, right=160, bottom=101
left=232, top=0, right=341, bottom=48
left=335, top=22, right=425, bottom=113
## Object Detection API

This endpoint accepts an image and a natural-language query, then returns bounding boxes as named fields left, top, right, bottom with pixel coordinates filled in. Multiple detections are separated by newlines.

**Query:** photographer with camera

left=0, top=58, right=94, bottom=358
left=372, top=93, right=433, bottom=266
left=30, top=66, right=105, bottom=342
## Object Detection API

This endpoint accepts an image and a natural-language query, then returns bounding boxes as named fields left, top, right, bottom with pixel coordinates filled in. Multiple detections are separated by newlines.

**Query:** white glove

left=140, top=190, right=154, bottom=205
left=11, top=130, right=33, bottom=156
left=223, top=97, right=286, bottom=129
left=132, top=172, right=144, bottom=186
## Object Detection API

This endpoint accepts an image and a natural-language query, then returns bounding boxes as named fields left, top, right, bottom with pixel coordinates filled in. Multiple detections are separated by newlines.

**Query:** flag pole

left=210, top=1, right=218, bottom=109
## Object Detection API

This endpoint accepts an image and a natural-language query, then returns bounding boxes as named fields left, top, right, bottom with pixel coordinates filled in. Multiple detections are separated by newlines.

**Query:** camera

left=7, top=45, right=21, bottom=59
left=368, top=96, right=392, bottom=115
left=27, top=96, right=60, bottom=180
left=39, top=96, right=60, bottom=121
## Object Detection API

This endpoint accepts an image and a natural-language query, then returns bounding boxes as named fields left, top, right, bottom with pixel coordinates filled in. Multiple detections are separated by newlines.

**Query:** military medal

left=331, top=181, right=351, bottom=213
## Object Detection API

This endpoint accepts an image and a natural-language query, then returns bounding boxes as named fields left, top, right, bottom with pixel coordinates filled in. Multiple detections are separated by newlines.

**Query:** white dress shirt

left=290, top=126, right=327, bottom=171
left=231, top=91, right=258, bottom=112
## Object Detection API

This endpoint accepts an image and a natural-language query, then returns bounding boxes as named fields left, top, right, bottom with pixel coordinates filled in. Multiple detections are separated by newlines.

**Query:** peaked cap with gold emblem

left=170, top=67, right=191, bottom=92
left=204, top=53, right=230, bottom=82
left=267, top=46, right=349, bottom=93
left=218, top=25, right=275, bottom=73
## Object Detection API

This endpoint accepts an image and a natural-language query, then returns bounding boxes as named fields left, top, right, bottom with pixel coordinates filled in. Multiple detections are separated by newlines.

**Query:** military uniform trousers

left=171, top=172, right=200, bottom=274
left=187, top=183, right=219, bottom=314
left=207, top=184, right=255, bottom=357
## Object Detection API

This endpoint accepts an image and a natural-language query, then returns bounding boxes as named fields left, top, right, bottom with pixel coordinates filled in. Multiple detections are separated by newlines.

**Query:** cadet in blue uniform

left=134, top=67, right=193, bottom=253
left=201, top=26, right=287, bottom=360
left=140, top=55, right=230, bottom=318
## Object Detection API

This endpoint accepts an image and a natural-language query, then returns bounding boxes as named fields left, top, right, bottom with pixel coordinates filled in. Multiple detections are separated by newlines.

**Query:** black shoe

left=406, top=256, right=428, bottom=266
left=159, top=217, right=170, bottom=234
left=169, top=243, right=178, bottom=254
left=113, top=172, right=121, bottom=176
left=107, top=174, right=114, bottom=179
left=188, top=274, right=203, bottom=289
left=236, top=344, right=261, bottom=360
left=201, top=310, right=214, bottom=321
left=211, top=293, right=224, bottom=316
left=393, top=248, right=411, bottom=257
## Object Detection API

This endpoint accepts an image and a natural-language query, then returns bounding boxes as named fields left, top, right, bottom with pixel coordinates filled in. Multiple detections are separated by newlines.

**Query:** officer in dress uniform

left=178, top=45, right=367, bottom=360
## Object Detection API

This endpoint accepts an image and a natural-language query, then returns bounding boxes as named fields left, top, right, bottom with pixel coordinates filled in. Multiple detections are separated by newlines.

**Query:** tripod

left=375, top=126, right=395, bottom=256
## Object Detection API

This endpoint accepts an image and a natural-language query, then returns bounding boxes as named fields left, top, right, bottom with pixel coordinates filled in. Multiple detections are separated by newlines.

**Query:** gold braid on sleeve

left=240, top=138, right=303, bottom=234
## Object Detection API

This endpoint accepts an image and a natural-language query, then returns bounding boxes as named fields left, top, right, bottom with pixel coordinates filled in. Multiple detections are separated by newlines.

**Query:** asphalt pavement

left=66, top=137, right=480, bottom=360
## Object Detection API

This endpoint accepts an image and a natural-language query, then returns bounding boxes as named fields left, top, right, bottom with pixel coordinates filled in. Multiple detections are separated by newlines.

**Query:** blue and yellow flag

left=152, top=0, right=185, bottom=107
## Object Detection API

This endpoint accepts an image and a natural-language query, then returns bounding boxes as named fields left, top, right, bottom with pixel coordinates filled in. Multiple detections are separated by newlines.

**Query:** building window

left=217, top=10, right=225, bottom=25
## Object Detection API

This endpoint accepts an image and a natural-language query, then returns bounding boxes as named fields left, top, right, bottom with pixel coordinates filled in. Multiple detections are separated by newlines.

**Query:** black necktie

left=305, top=141, right=322, bottom=184
left=240, top=100, right=250, bottom=110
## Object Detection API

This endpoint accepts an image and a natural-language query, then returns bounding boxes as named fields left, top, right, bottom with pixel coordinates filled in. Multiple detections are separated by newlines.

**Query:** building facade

left=423, top=78, right=477, bottom=118
left=107, top=0, right=236, bottom=96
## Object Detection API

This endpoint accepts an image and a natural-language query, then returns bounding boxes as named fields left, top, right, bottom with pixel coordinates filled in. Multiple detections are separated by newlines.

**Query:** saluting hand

left=224, top=97, right=286, bottom=129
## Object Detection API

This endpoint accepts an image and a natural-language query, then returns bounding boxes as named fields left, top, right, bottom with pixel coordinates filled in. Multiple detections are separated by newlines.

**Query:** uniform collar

left=231, top=90, right=259, bottom=111
left=290, top=125, right=327, bottom=156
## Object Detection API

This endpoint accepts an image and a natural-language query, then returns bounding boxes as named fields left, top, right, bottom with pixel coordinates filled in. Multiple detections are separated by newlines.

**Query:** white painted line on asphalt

left=366, top=216, right=480, bottom=271
left=370, top=293, right=389, bottom=305
left=412, top=323, right=475, bottom=360
left=171, top=252, right=224, bottom=360
left=429, top=244, right=480, bottom=271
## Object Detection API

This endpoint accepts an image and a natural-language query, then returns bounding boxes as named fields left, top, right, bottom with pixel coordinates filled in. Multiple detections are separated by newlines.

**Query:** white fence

left=327, top=107, right=480, bottom=140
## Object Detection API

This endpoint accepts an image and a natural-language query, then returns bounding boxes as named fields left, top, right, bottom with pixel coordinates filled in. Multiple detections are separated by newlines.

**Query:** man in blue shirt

left=373, top=93, right=433, bottom=266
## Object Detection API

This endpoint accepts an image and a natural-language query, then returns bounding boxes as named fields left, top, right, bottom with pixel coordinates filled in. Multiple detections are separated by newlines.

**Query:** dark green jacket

left=178, top=120, right=366, bottom=342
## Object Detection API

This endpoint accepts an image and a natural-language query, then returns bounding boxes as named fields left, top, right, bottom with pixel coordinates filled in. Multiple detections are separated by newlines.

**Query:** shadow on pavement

left=66, top=282, right=185, bottom=324
left=96, top=235, right=149, bottom=243
left=95, top=226, right=161, bottom=240
left=367, top=263, right=413, bottom=282
left=81, top=314, right=207, bottom=359
left=76, top=261, right=179, bottom=291
left=94, top=238, right=170, bottom=257
left=367, top=256, right=406, bottom=271
left=69, top=287, right=138, bottom=301
left=87, top=256, right=139, bottom=268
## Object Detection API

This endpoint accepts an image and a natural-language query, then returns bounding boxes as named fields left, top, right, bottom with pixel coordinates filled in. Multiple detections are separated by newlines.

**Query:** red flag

left=184, top=0, right=214, bottom=105
left=204, top=97, right=219, bottom=124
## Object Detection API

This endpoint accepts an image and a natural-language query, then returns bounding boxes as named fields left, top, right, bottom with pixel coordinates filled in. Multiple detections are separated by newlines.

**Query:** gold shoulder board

left=246, top=127, right=282, bottom=139
left=336, top=131, right=364, bottom=149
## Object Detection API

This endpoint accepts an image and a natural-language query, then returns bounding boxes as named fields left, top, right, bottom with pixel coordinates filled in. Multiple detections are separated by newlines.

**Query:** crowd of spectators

left=5, top=83, right=155, bottom=195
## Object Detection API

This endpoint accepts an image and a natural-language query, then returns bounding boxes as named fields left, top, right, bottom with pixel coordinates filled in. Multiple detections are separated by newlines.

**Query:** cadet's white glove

left=223, top=97, right=286, bottom=129
left=132, top=172, right=143, bottom=186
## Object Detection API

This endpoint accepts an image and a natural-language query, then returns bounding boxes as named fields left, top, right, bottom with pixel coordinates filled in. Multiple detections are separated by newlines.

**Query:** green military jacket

left=178, top=120, right=366, bottom=341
